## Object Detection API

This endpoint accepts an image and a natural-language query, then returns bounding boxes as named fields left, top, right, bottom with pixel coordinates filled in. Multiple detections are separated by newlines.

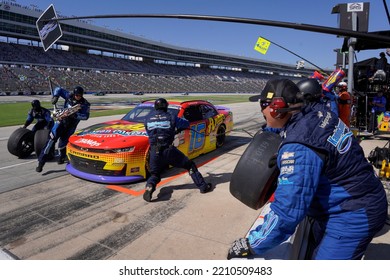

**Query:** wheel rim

left=21, top=139, right=34, bottom=154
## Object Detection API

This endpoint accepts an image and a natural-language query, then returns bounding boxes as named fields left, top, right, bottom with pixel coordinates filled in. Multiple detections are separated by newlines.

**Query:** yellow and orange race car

left=66, top=99, right=233, bottom=184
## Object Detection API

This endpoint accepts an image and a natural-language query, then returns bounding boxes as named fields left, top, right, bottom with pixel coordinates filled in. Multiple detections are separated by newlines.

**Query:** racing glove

left=227, top=238, right=253, bottom=260
left=51, top=96, right=59, bottom=105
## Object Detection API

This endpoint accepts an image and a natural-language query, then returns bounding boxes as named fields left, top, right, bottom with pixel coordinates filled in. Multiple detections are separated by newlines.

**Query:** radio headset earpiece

left=269, top=96, right=288, bottom=119
left=259, top=79, right=302, bottom=119
left=268, top=79, right=292, bottom=119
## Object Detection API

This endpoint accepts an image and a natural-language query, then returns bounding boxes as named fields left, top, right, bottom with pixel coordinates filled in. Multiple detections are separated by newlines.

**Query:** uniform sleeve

left=248, top=143, right=324, bottom=255
left=53, top=87, right=69, bottom=99
left=76, top=101, right=90, bottom=120
left=175, top=116, right=190, bottom=130
left=44, top=109, right=52, bottom=123
left=24, top=110, right=33, bottom=126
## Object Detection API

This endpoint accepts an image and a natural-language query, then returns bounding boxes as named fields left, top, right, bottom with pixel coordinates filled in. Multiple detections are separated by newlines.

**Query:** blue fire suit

left=38, top=87, right=90, bottom=165
left=144, top=109, right=209, bottom=192
left=248, top=102, right=388, bottom=259
left=23, top=107, right=53, bottom=132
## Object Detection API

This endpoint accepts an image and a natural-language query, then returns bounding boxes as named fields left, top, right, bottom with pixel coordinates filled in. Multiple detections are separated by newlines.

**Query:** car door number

left=189, top=122, right=206, bottom=152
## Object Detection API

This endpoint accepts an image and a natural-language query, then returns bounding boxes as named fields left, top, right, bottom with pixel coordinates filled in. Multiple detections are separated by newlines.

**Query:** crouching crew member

left=143, top=98, right=212, bottom=202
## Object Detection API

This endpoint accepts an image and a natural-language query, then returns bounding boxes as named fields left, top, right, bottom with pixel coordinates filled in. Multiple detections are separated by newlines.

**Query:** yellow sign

left=254, top=37, right=271, bottom=55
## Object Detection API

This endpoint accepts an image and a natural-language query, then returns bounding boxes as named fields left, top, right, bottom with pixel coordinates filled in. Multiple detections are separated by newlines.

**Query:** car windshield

left=121, top=105, right=180, bottom=123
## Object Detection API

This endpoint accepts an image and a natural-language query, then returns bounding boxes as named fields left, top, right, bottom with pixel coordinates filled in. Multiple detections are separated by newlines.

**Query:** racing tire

left=216, top=125, right=226, bottom=148
left=34, top=129, right=55, bottom=159
left=229, top=131, right=281, bottom=210
left=7, top=127, right=34, bottom=158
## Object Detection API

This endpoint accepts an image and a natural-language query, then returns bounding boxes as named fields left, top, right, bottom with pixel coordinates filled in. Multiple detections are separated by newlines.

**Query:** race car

left=66, top=99, right=234, bottom=184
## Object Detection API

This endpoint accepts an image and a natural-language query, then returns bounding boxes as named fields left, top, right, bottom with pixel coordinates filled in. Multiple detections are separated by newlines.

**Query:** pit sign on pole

left=36, top=5, right=63, bottom=52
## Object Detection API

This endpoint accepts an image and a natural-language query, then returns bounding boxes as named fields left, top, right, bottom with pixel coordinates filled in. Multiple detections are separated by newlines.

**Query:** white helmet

left=338, top=82, right=347, bottom=87
left=338, top=82, right=347, bottom=89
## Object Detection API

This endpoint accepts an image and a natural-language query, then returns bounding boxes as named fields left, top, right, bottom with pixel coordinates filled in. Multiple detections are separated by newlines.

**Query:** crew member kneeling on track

left=143, top=98, right=212, bottom=202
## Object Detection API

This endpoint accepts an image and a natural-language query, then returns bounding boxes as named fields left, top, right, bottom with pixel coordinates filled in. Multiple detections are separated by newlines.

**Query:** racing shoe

left=57, top=157, right=66, bottom=165
left=143, top=184, right=156, bottom=202
left=200, top=183, right=213, bottom=194
left=36, top=162, right=44, bottom=173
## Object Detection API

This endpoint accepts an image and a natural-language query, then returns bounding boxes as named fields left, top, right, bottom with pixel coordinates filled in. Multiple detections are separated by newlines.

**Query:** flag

left=254, top=37, right=271, bottom=55
left=36, top=5, right=63, bottom=52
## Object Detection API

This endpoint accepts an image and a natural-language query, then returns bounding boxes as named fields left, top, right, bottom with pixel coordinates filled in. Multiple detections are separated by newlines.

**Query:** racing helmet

left=296, top=78, right=322, bottom=102
left=338, top=81, right=348, bottom=90
left=72, top=86, right=84, bottom=97
left=154, top=98, right=169, bottom=112
left=31, top=99, right=41, bottom=111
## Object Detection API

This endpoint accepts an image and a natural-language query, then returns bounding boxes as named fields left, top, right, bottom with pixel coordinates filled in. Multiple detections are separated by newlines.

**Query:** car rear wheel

left=216, top=125, right=226, bottom=148
left=7, top=127, right=34, bottom=158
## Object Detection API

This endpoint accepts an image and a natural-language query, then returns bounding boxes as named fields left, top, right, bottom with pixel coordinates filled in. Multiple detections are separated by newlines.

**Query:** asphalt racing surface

left=0, top=97, right=389, bottom=260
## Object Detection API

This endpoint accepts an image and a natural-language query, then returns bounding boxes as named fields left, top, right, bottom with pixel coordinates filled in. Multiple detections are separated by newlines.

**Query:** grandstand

left=0, top=1, right=316, bottom=95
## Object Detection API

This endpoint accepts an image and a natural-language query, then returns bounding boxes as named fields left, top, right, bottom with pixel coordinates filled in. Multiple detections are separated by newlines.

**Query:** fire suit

left=337, top=89, right=351, bottom=127
left=38, top=87, right=90, bottom=165
left=144, top=109, right=209, bottom=192
left=248, top=102, right=388, bottom=259
left=23, top=107, right=53, bottom=132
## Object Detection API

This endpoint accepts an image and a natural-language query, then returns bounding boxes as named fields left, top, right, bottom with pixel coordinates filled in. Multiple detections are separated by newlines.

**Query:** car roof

left=140, top=99, right=212, bottom=107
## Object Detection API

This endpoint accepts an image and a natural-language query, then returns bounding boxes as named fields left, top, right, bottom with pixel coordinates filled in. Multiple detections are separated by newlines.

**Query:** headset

left=269, top=96, right=289, bottom=119
left=268, top=80, right=302, bottom=119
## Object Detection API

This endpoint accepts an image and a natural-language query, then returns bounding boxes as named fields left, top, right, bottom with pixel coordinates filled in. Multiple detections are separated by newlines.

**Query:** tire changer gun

left=52, top=103, right=81, bottom=121
left=48, top=78, right=81, bottom=122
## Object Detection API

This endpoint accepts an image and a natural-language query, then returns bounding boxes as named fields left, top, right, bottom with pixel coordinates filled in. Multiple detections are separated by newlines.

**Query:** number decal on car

left=189, top=122, right=206, bottom=152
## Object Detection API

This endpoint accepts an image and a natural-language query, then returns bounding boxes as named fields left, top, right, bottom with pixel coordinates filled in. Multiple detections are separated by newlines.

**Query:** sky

left=7, top=0, right=390, bottom=70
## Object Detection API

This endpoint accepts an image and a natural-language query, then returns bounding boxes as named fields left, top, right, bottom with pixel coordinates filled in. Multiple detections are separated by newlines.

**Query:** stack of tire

left=7, top=127, right=54, bottom=159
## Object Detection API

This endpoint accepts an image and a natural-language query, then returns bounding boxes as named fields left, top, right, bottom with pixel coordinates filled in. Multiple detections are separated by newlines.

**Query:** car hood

left=70, top=120, right=148, bottom=149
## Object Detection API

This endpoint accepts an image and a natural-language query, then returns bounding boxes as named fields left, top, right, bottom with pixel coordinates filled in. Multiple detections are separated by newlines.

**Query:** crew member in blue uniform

left=23, top=99, right=53, bottom=132
left=143, top=98, right=212, bottom=202
left=227, top=79, right=387, bottom=260
left=36, top=86, right=90, bottom=172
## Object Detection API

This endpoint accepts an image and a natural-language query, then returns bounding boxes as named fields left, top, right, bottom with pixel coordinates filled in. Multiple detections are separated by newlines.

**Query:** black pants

left=147, top=145, right=208, bottom=191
